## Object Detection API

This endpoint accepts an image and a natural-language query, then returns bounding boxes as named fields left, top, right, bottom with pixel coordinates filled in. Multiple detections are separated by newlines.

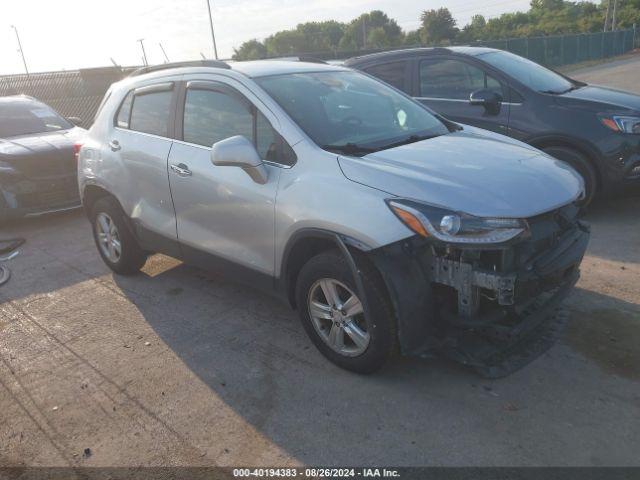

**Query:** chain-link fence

left=0, top=67, right=133, bottom=127
left=475, top=27, right=638, bottom=68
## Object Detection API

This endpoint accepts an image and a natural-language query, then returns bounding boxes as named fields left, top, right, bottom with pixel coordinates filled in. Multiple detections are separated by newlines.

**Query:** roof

left=232, top=60, right=347, bottom=78
left=344, top=46, right=501, bottom=66
left=124, top=59, right=347, bottom=83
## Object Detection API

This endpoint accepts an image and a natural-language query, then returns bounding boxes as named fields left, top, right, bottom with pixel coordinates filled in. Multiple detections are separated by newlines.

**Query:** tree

left=404, top=30, right=422, bottom=46
left=232, top=39, right=267, bottom=60
left=420, top=8, right=459, bottom=45
left=459, top=15, right=488, bottom=42
left=339, top=10, right=403, bottom=51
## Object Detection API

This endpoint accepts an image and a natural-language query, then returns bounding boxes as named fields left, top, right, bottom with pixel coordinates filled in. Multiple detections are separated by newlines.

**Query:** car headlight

left=387, top=199, right=528, bottom=244
left=0, top=161, right=17, bottom=174
left=600, top=115, right=640, bottom=134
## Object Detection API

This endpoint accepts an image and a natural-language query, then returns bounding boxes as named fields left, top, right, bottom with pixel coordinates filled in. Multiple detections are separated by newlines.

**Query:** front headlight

left=600, top=115, right=640, bottom=134
left=387, top=199, right=528, bottom=244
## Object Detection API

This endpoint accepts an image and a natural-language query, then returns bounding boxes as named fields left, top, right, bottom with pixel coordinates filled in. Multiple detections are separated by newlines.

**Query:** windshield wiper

left=322, top=143, right=377, bottom=156
left=376, top=133, right=439, bottom=152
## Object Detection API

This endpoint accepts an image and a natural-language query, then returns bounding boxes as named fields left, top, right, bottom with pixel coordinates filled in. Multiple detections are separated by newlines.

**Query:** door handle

left=170, top=163, right=192, bottom=177
left=109, top=140, right=121, bottom=152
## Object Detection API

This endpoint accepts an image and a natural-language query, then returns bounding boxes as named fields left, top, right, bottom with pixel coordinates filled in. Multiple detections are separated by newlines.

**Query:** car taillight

left=73, top=143, right=83, bottom=161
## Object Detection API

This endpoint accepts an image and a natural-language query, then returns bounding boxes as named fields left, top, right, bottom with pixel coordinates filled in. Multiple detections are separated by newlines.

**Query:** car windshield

left=0, top=101, right=73, bottom=138
left=479, top=51, right=575, bottom=94
left=256, top=70, right=449, bottom=155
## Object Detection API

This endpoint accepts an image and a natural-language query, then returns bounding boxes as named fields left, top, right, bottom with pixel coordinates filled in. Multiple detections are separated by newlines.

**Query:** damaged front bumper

left=369, top=204, right=590, bottom=377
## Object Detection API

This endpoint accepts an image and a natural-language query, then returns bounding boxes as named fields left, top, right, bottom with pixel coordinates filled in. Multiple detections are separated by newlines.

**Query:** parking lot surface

left=1, top=55, right=639, bottom=467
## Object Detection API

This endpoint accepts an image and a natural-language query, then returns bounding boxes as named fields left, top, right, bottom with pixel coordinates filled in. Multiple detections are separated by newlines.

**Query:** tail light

left=73, top=142, right=83, bottom=161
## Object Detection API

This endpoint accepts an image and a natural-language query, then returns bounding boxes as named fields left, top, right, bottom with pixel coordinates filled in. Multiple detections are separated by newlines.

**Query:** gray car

left=78, top=60, right=590, bottom=376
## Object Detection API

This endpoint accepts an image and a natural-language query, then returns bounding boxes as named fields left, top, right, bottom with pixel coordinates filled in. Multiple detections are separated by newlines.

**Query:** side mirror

left=67, top=116, right=83, bottom=127
left=469, top=90, right=503, bottom=115
left=210, top=135, right=268, bottom=184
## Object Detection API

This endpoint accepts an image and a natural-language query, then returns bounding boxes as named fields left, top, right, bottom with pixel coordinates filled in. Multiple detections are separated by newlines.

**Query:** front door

left=415, top=56, right=510, bottom=135
left=167, top=80, right=286, bottom=285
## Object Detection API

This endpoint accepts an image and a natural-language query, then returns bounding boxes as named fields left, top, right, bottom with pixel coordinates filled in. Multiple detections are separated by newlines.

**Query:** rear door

left=415, top=56, right=510, bottom=135
left=107, top=80, right=179, bottom=254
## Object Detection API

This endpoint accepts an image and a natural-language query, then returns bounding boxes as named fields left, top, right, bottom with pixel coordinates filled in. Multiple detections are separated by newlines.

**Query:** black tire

left=295, top=250, right=396, bottom=374
left=542, top=146, right=598, bottom=208
left=90, top=197, right=147, bottom=275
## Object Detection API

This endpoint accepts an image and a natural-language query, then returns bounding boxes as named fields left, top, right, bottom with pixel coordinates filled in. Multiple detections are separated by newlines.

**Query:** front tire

left=295, top=250, right=396, bottom=374
left=91, top=197, right=147, bottom=275
left=542, top=146, right=598, bottom=208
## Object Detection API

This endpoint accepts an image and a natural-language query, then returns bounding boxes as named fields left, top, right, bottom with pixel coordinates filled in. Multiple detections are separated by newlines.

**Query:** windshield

left=0, top=101, right=73, bottom=138
left=256, top=71, right=449, bottom=155
left=479, top=51, right=574, bottom=94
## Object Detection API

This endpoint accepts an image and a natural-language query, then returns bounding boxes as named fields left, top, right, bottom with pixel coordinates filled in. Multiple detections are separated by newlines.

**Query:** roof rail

left=265, top=56, right=328, bottom=65
left=129, top=60, right=231, bottom=77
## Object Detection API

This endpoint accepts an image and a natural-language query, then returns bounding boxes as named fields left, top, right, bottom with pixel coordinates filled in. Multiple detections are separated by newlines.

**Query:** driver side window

left=183, top=87, right=295, bottom=166
left=420, top=58, right=503, bottom=100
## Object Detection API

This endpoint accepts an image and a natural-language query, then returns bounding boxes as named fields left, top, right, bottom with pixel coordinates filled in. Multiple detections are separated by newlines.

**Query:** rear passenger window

left=364, top=61, right=409, bottom=93
left=129, top=90, right=173, bottom=137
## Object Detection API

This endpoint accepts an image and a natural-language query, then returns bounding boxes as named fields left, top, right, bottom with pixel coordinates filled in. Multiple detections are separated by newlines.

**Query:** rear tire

left=542, top=146, right=598, bottom=208
left=91, top=197, right=147, bottom=275
left=295, top=250, right=396, bottom=374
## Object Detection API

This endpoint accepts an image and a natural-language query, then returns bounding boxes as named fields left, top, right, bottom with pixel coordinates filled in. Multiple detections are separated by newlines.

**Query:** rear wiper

left=322, top=143, right=377, bottom=156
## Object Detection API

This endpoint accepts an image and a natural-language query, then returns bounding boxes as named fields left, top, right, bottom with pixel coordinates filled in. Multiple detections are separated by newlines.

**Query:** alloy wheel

left=95, top=212, right=122, bottom=263
left=307, top=278, right=370, bottom=357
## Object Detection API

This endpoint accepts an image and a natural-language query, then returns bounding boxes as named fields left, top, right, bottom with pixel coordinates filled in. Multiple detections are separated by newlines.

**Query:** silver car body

left=79, top=61, right=588, bottom=373
left=80, top=61, right=581, bottom=275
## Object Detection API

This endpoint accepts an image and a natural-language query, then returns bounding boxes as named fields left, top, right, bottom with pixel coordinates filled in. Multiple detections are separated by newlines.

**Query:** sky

left=0, top=0, right=533, bottom=75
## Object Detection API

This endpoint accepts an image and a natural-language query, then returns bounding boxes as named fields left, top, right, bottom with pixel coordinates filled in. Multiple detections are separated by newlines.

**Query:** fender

left=524, top=133, right=603, bottom=175
left=277, top=227, right=374, bottom=305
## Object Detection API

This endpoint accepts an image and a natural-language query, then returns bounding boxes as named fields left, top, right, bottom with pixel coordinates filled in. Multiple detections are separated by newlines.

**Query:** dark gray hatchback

left=345, top=47, right=640, bottom=206
left=0, top=96, right=85, bottom=221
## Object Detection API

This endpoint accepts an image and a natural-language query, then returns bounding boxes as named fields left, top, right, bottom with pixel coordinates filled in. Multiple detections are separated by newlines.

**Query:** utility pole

left=612, top=0, right=619, bottom=31
left=159, top=43, right=170, bottom=63
left=10, top=25, right=29, bottom=76
left=604, top=0, right=611, bottom=31
left=205, top=0, right=219, bottom=59
left=138, top=39, right=148, bottom=66
left=362, top=17, right=367, bottom=49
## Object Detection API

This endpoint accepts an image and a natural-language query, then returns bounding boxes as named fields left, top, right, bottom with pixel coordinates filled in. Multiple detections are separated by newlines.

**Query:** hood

left=337, top=130, right=583, bottom=218
left=0, top=127, right=86, bottom=177
left=557, top=85, right=640, bottom=113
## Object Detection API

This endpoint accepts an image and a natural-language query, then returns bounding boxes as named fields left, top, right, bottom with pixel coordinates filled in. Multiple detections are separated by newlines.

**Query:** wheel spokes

left=319, top=279, right=341, bottom=307
left=309, top=300, right=333, bottom=320
left=328, top=323, right=345, bottom=350
left=343, top=320, right=370, bottom=350
left=342, top=294, right=363, bottom=318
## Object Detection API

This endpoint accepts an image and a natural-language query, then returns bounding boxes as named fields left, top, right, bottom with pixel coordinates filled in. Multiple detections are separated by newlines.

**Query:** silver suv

left=79, top=59, right=590, bottom=376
